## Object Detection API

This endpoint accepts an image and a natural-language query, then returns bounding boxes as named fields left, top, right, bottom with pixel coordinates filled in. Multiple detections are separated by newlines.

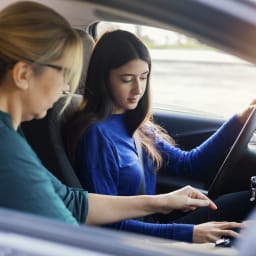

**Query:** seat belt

left=133, top=132, right=145, bottom=194
left=134, top=133, right=159, bottom=223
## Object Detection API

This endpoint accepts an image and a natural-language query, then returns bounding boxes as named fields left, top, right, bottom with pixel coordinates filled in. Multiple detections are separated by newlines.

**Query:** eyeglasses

left=25, top=58, right=64, bottom=72
left=38, top=62, right=64, bottom=72
left=25, top=58, right=72, bottom=95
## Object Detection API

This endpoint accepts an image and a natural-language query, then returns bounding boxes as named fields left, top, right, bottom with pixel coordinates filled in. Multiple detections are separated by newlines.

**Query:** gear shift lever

left=250, top=176, right=256, bottom=202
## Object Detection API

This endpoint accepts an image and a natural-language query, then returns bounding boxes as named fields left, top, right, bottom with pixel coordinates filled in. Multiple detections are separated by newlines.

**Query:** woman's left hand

left=236, top=99, right=256, bottom=124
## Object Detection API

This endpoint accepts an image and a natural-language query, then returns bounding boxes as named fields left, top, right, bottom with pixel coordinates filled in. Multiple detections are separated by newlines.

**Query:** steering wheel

left=208, top=107, right=256, bottom=199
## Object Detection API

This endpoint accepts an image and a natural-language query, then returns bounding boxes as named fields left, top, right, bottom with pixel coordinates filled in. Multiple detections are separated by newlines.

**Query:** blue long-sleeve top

left=76, top=113, right=243, bottom=242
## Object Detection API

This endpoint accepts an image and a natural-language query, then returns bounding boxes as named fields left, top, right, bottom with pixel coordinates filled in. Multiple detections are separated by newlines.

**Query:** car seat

left=21, top=95, right=83, bottom=187
left=21, top=29, right=95, bottom=188
left=75, top=29, right=95, bottom=94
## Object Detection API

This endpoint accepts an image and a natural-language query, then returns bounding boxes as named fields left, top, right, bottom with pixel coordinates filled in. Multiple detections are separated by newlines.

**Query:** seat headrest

left=75, top=29, right=95, bottom=94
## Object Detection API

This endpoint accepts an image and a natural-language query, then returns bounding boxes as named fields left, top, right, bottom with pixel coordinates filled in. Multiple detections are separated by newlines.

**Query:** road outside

left=150, top=49, right=256, bottom=118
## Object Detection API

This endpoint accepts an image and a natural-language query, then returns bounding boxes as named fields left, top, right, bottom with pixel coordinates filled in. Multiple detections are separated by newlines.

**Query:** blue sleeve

left=76, top=125, right=120, bottom=195
left=158, top=115, right=243, bottom=178
left=106, top=219, right=194, bottom=242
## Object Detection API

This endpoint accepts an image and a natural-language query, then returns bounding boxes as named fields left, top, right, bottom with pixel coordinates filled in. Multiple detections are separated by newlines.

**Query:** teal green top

left=0, top=111, right=88, bottom=224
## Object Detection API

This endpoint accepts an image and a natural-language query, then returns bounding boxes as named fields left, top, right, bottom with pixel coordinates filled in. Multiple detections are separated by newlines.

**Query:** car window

left=95, top=22, right=256, bottom=119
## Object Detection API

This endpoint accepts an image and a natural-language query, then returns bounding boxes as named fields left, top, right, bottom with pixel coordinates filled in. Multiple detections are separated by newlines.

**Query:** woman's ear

left=12, top=61, right=32, bottom=90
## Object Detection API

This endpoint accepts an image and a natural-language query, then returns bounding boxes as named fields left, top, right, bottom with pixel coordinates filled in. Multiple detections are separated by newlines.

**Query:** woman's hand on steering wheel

left=237, top=99, right=256, bottom=124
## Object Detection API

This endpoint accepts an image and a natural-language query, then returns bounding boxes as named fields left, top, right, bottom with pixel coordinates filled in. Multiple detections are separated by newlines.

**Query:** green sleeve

left=46, top=170, right=88, bottom=223
left=0, top=126, right=88, bottom=224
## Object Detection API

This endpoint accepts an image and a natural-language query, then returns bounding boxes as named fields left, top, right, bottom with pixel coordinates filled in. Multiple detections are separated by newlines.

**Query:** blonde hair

left=0, top=1, right=83, bottom=100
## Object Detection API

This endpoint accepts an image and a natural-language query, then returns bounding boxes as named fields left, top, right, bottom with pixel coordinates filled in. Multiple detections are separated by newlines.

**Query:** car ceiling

left=1, top=0, right=256, bottom=63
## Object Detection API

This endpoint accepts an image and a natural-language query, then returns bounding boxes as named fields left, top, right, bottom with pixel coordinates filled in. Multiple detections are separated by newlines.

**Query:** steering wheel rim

left=208, top=107, right=256, bottom=199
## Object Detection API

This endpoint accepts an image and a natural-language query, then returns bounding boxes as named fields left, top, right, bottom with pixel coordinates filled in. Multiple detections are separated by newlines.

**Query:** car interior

left=2, top=0, right=256, bottom=255
left=20, top=26, right=256, bottom=200
left=0, top=208, right=230, bottom=256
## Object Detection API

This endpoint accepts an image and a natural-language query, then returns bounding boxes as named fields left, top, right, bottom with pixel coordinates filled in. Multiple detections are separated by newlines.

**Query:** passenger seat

left=21, top=29, right=95, bottom=187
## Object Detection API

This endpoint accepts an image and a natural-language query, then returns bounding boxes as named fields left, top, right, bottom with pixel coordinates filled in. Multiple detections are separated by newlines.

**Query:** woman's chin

left=31, top=111, right=47, bottom=120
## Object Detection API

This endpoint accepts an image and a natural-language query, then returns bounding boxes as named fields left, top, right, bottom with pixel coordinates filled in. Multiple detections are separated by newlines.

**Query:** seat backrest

left=21, top=29, right=95, bottom=188
left=21, top=95, right=83, bottom=188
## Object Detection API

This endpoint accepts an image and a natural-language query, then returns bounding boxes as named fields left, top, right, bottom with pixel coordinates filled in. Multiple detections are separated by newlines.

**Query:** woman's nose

left=133, top=79, right=143, bottom=94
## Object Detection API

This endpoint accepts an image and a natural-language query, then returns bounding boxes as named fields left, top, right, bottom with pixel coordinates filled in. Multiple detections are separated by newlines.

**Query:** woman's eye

left=121, top=79, right=131, bottom=83
left=121, top=77, right=133, bottom=83
left=120, top=75, right=147, bottom=83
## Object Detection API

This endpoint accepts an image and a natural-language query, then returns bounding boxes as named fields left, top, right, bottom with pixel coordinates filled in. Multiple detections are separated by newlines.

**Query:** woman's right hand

left=156, top=185, right=217, bottom=214
left=193, top=221, right=243, bottom=243
left=87, top=185, right=216, bottom=225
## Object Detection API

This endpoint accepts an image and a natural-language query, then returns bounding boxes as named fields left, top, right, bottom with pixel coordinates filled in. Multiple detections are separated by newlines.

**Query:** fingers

left=184, top=186, right=218, bottom=210
left=217, top=229, right=239, bottom=239
left=210, top=221, right=242, bottom=240
left=193, top=221, right=242, bottom=243
left=208, top=200, right=218, bottom=210
left=249, top=98, right=256, bottom=105
left=187, top=198, right=210, bottom=208
left=185, top=198, right=217, bottom=212
left=170, top=185, right=217, bottom=212
left=237, top=100, right=256, bottom=123
left=216, top=221, right=242, bottom=230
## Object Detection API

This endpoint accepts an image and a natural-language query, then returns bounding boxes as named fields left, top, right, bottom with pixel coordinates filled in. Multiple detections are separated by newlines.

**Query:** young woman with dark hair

left=65, top=29, right=254, bottom=243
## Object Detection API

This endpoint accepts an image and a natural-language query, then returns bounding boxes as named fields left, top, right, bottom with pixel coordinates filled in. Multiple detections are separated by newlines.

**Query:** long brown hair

left=65, top=30, right=175, bottom=170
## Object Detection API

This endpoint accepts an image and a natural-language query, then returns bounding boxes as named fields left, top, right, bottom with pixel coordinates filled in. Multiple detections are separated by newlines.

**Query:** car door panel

left=153, top=109, right=226, bottom=193
left=154, top=109, right=256, bottom=195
